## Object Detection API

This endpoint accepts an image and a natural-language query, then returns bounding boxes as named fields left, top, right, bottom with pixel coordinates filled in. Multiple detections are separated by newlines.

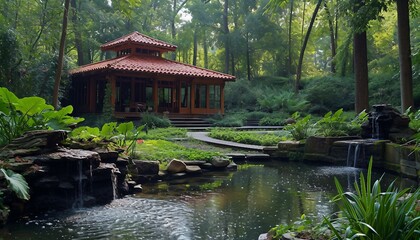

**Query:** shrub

left=210, top=113, right=245, bottom=127
left=259, top=112, right=289, bottom=126
left=257, top=90, right=309, bottom=114
left=208, top=128, right=285, bottom=146
left=140, top=113, right=171, bottom=128
left=314, top=109, right=368, bottom=137
left=138, top=127, right=187, bottom=140
left=0, top=87, right=84, bottom=146
left=283, top=113, right=316, bottom=141
left=133, top=140, right=221, bottom=165
left=325, top=160, right=420, bottom=240
left=302, top=76, right=354, bottom=113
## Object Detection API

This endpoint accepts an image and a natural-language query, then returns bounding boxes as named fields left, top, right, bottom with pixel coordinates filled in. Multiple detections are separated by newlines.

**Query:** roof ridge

left=162, top=57, right=235, bottom=79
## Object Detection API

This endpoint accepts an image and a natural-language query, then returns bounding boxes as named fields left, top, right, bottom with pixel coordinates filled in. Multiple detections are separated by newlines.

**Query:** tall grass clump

left=325, top=160, right=420, bottom=240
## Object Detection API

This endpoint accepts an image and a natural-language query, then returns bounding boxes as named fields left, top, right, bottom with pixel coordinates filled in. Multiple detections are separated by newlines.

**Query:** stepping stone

left=245, top=153, right=270, bottom=161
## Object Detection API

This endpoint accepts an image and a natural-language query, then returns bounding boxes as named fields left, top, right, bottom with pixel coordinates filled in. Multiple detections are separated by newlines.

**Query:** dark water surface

left=2, top=161, right=416, bottom=240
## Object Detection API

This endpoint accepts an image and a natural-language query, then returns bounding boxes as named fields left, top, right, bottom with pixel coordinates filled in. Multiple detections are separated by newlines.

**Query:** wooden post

left=206, top=84, right=210, bottom=114
left=191, top=82, right=196, bottom=114
left=89, top=79, right=96, bottom=112
left=110, top=76, right=116, bottom=111
left=221, top=82, right=225, bottom=114
left=153, top=79, right=158, bottom=112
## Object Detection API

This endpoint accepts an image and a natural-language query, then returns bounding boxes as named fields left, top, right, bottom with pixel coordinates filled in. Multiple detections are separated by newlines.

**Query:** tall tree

left=396, top=0, right=413, bottom=111
left=295, top=0, right=323, bottom=93
left=53, top=0, right=70, bottom=109
left=223, top=0, right=230, bottom=74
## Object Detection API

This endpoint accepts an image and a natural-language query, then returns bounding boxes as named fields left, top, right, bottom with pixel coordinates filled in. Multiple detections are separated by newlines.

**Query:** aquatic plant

left=325, top=160, right=420, bottom=240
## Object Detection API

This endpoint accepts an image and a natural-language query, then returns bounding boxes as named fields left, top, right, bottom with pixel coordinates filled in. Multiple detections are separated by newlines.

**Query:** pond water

left=2, top=161, right=416, bottom=240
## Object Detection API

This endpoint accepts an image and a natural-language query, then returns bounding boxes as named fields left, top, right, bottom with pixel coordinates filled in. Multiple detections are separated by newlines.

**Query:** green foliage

left=209, top=128, right=286, bottom=146
left=314, top=109, right=368, bottom=137
left=69, top=121, right=144, bottom=155
left=0, top=87, right=83, bottom=146
left=257, top=90, right=310, bottom=114
left=0, top=28, right=21, bottom=94
left=259, top=113, right=289, bottom=126
left=283, top=113, right=315, bottom=141
left=133, top=140, right=221, bottom=164
left=137, top=127, right=187, bottom=140
left=406, top=107, right=420, bottom=132
left=0, top=168, right=30, bottom=201
left=326, top=160, right=420, bottom=240
left=209, top=113, right=245, bottom=127
left=139, top=113, right=171, bottom=129
left=302, top=76, right=354, bottom=114
left=269, top=214, right=328, bottom=240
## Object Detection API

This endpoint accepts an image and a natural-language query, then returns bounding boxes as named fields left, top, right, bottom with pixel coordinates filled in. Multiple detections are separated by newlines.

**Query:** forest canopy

left=0, top=0, right=419, bottom=112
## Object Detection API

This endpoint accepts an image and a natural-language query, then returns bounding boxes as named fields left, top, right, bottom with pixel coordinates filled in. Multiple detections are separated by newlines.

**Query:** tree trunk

left=193, top=27, right=198, bottom=66
left=70, top=0, right=84, bottom=66
left=295, top=0, right=322, bottom=93
left=52, top=0, right=70, bottom=109
left=288, top=0, right=294, bottom=77
left=324, top=2, right=336, bottom=73
left=246, top=32, right=251, bottom=81
left=397, top=0, right=413, bottom=112
left=223, top=0, right=230, bottom=74
left=203, top=31, right=208, bottom=68
left=354, top=31, right=369, bottom=113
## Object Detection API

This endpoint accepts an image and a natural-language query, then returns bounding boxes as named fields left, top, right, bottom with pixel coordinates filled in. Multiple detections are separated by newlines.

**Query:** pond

left=2, top=161, right=416, bottom=240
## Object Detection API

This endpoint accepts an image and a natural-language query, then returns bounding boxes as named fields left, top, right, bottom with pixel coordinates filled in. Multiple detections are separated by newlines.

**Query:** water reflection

left=3, top=161, right=416, bottom=240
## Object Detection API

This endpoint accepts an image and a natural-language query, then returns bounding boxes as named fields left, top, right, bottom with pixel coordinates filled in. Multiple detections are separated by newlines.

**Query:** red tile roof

left=101, top=31, right=177, bottom=52
left=70, top=54, right=235, bottom=80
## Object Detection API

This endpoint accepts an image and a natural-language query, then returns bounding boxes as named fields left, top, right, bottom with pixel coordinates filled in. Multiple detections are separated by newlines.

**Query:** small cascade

left=111, top=171, right=118, bottom=200
left=74, top=160, right=84, bottom=208
left=346, top=142, right=363, bottom=168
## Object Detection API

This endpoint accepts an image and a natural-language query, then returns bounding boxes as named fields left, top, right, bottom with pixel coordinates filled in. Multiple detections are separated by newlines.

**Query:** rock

left=7, top=130, right=67, bottom=149
left=94, top=148, right=119, bottom=163
left=226, top=162, right=238, bottom=171
left=34, top=148, right=100, bottom=163
left=245, top=153, right=270, bottom=161
left=184, top=160, right=207, bottom=166
left=210, top=156, right=230, bottom=168
left=201, top=163, right=213, bottom=169
left=185, top=165, right=202, bottom=174
left=166, top=159, right=187, bottom=173
left=58, top=182, right=74, bottom=189
left=134, top=160, right=159, bottom=175
left=133, top=184, right=143, bottom=193
left=284, top=118, right=296, bottom=125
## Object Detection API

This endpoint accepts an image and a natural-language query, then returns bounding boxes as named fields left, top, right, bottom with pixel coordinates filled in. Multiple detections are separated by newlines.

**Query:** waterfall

left=346, top=142, right=363, bottom=168
left=111, top=171, right=118, bottom=200
left=73, top=160, right=84, bottom=209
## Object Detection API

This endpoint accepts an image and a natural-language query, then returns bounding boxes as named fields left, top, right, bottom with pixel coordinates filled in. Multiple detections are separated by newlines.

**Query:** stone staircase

left=169, top=117, right=212, bottom=129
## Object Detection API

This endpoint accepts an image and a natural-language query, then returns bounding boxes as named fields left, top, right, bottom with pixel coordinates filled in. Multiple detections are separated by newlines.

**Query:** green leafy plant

left=139, top=113, right=171, bottom=128
left=325, top=159, right=420, bottom=240
left=283, top=112, right=315, bottom=141
left=137, top=127, right=187, bottom=140
left=314, top=109, right=367, bottom=137
left=209, top=128, right=286, bottom=146
left=69, top=121, right=144, bottom=156
left=0, top=87, right=84, bottom=146
left=133, top=139, right=221, bottom=165
left=0, top=169, right=30, bottom=201
left=269, top=214, right=329, bottom=240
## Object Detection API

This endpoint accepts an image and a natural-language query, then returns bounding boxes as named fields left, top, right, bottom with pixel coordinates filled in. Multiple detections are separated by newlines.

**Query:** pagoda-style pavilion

left=69, top=31, right=235, bottom=118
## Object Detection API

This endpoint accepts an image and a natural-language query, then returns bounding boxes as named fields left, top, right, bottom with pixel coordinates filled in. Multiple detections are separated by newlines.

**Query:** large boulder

left=134, top=160, right=159, bottom=175
left=166, top=159, right=187, bottom=173
left=210, top=156, right=230, bottom=168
